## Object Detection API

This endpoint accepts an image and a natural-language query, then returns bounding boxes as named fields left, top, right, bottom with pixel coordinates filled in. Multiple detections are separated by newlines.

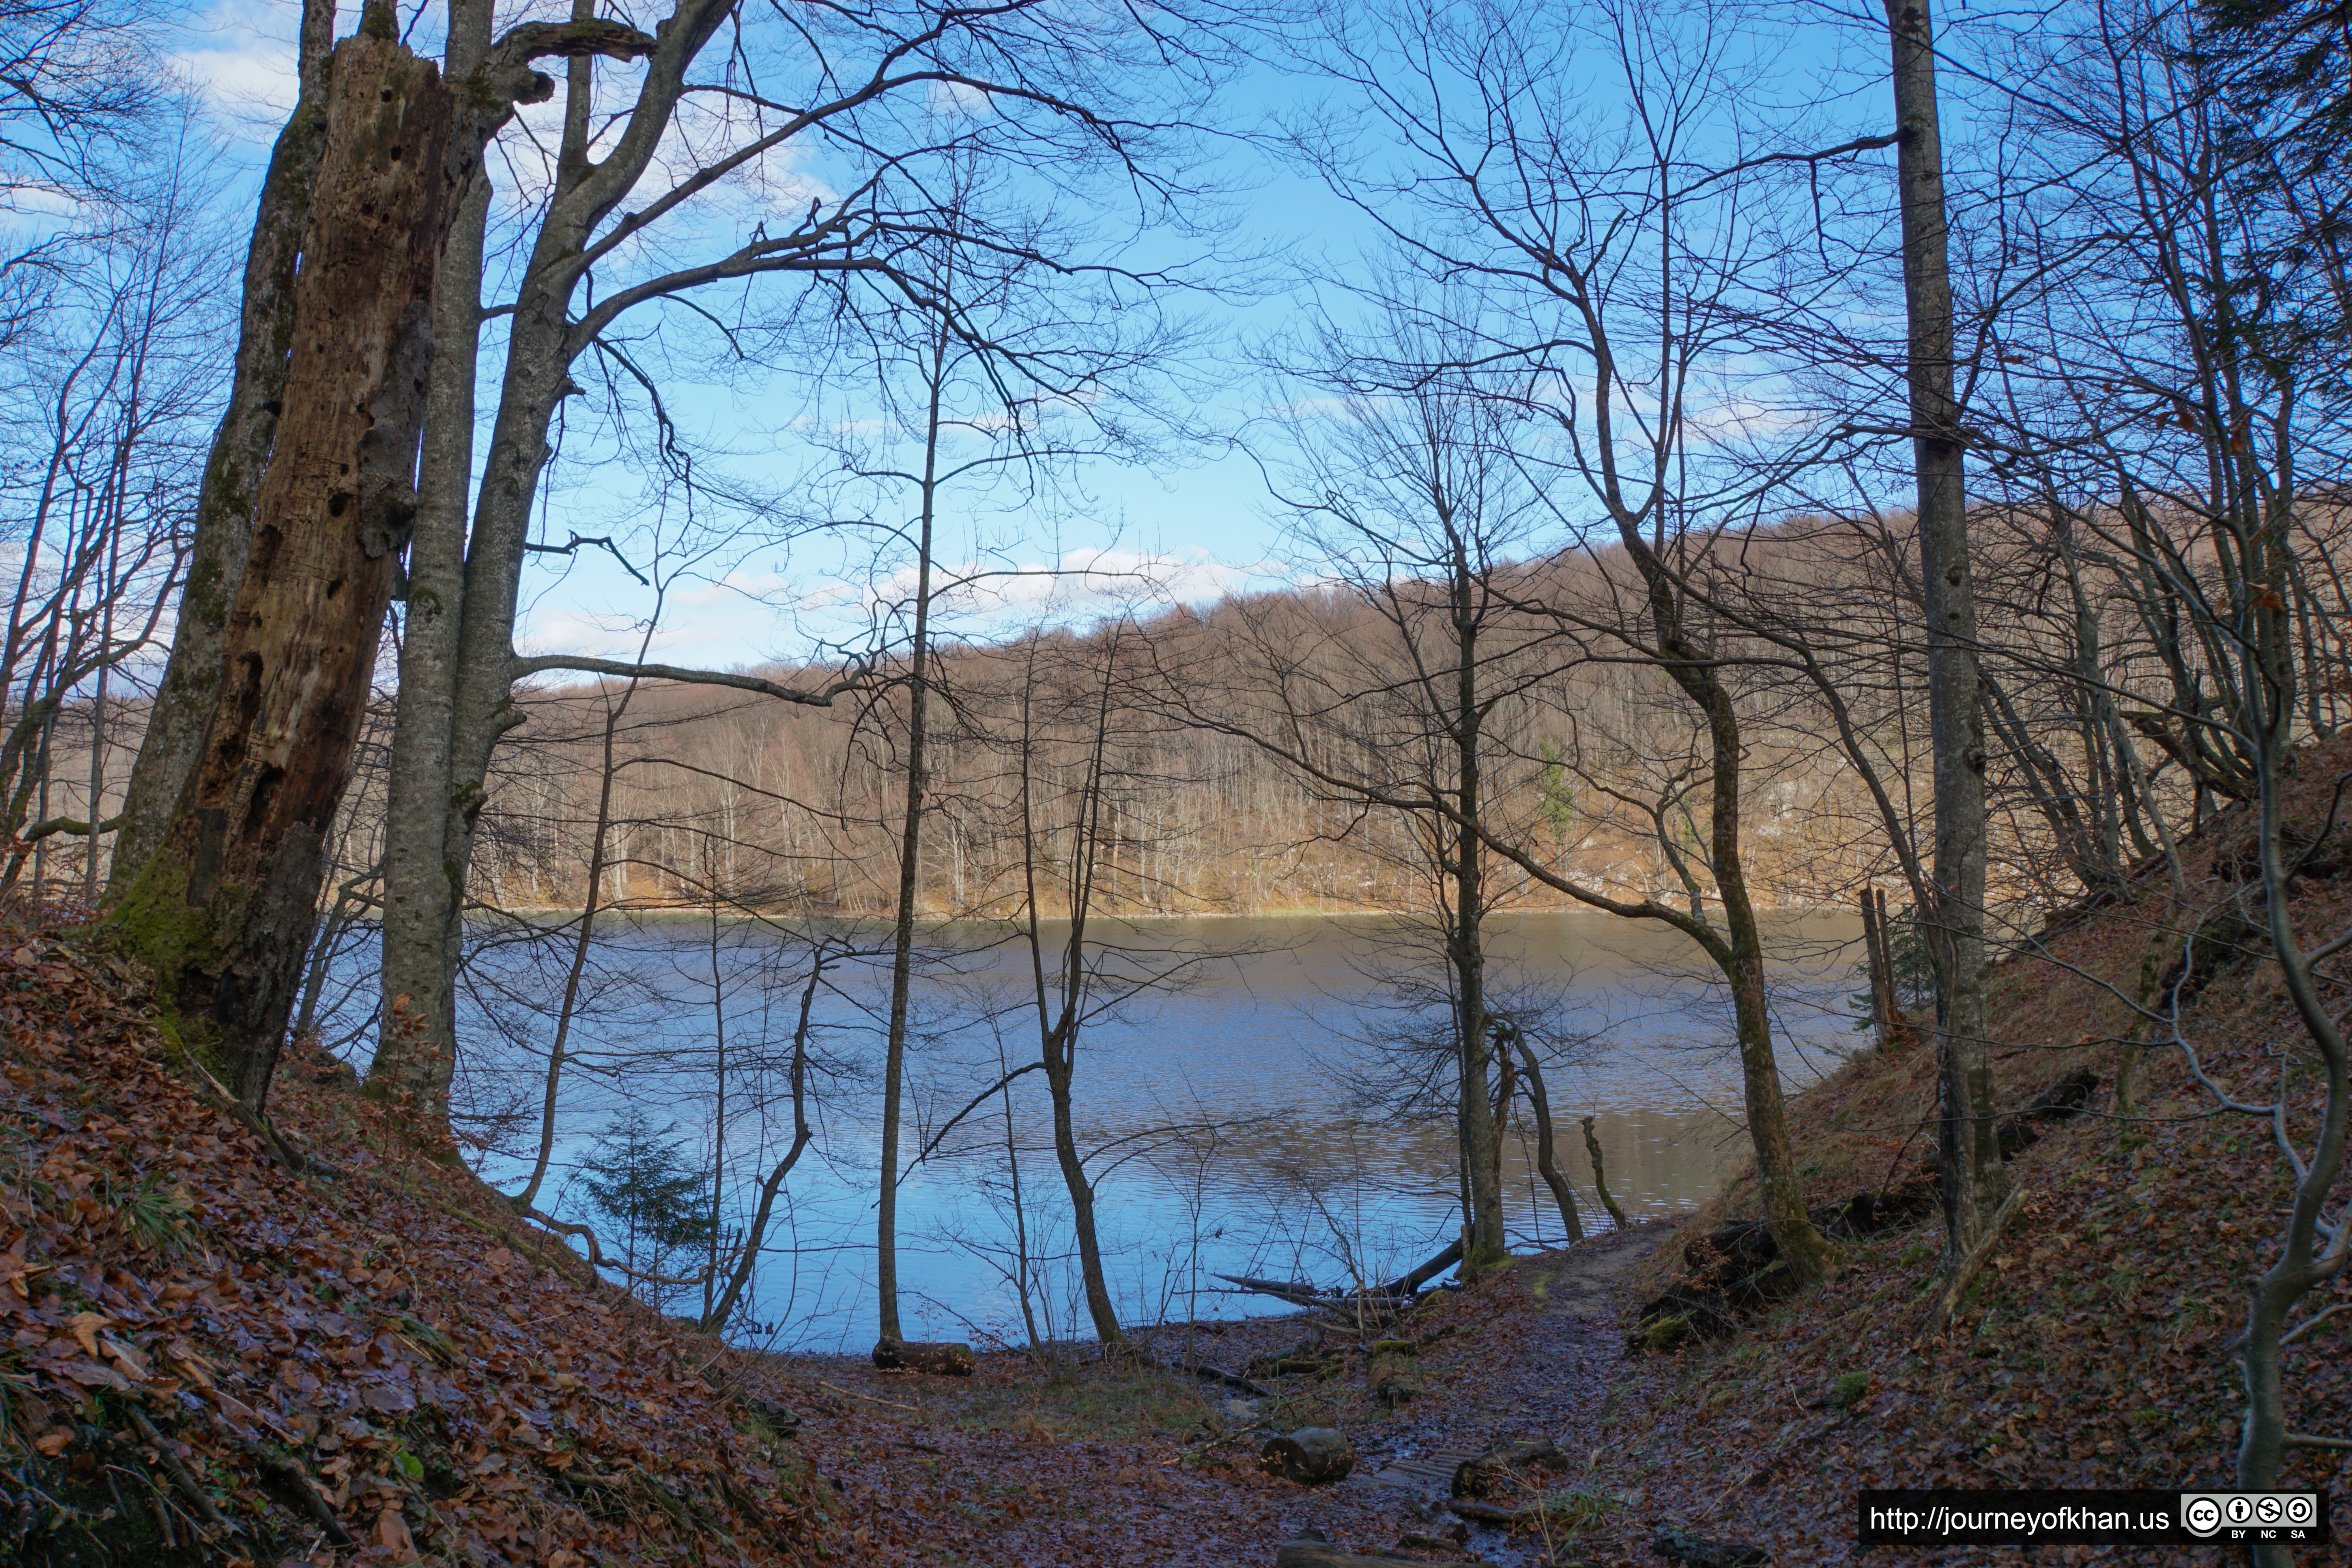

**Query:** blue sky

left=165, top=0, right=1912, bottom=673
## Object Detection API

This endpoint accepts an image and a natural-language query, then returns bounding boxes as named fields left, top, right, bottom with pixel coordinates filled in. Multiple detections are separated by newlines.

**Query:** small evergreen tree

left=570, top=1109, right=715, bottom=1310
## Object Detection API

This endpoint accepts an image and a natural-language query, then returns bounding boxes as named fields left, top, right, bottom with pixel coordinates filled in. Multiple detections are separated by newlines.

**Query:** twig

left=1187, top=1416, right=1275, bottom=1458
left=817, top=1379, right=918, bottom=1413
left=126, top=1406, right=237, bottom=1537
left=2284, top=1432, right=2352, bottom=1450
left=236, top=1433, right=355, bottom=1546
left=2281, top=1301, right=2352, bottom=1346
left=1925, top=1186, right=2029, bottom=1334
left=181, top=1055, right=337, bottom=1181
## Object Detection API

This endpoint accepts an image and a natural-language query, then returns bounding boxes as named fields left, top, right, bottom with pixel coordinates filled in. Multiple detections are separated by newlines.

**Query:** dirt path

left=1359, top=1223, right=1671, bottom=1564
left=755, top=1224, right=1670, bottom=1567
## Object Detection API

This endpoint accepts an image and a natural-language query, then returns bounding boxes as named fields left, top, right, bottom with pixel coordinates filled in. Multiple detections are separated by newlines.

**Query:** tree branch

left=507, top=653, right=868, bottom=706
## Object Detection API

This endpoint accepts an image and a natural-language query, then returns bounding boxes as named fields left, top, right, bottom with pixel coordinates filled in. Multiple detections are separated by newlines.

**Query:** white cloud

left=861, top=546, right=1280, bottom=624
left=172, top=0, right=315, bottom=123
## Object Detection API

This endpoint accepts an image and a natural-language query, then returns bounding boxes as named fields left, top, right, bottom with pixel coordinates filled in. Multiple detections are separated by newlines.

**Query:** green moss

left=1643, top=1312, right=1692, bottom=1351
left=99, top=852, right=237, bottom=1079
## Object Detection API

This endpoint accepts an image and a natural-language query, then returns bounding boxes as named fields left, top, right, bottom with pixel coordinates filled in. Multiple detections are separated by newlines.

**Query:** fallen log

left=871, top=1338, right=975, bottom=1377
left=1260, top=1426, right=1353, bottom=1485
left=1652, top=1522, right=1770, bottom=1566
left=1139, top=1346, right=1270, bottom=1399
left=1214, top=1273, right=1419, bottom=1313
left=1248, top=1332, right=1341, bottom=1379
left=1383, top=1237, right=1464, bottom=1297
left=1452, top=1437, right=1564, bottom=1497
left=1924, top=1185, right=2028, bottom=1333
left=1216, top=1273, right=1324, bottom=1305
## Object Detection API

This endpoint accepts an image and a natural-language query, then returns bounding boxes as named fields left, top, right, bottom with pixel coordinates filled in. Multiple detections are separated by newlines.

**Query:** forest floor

left=753, top=1223, right=1668, bottom=1567
left=9, top=740, right=2352, bottom=1566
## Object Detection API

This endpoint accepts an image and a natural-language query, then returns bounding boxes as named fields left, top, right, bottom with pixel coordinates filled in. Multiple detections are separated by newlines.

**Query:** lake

left=383, top=908, right=1867, bottom=1349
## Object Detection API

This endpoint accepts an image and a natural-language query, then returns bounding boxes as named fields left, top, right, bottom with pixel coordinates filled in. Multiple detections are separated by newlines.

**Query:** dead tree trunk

left=1581, top=1116, right=1629, bottom=1229
left=106, top=0, right=338, bottom=892
left=107, top=15, right=453, bottom=1109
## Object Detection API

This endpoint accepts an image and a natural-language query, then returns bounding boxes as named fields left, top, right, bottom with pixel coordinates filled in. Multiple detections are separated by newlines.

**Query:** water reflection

left=429, top=909, right=1864, bottom=1348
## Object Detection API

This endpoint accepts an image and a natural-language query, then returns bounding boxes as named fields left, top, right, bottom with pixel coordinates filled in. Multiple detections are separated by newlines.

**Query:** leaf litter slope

left=1, top=919, right=817, bottom=1566
left=0, top=907, right=1659, bottom=1568
left=1576, top=736, right=2352, bottom=1565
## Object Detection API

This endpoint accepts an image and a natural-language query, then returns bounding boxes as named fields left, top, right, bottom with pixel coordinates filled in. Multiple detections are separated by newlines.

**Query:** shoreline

left=473, top=900, right=1858, bottom=926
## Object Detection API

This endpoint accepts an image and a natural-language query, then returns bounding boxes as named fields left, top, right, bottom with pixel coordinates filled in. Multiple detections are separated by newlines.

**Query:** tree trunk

left=1510, top=1031, right=1584, bottom=1245
left=512, top=680, right=630, bottom=1209
left=373, top=0, right=494, bottom=1128
left=106, top=13, right=452, bottom=1109
left=1451, top=551, right=1507, bottom=1275
left=1861, top=888, right=1897, bottom=1051
left=1042, top=1020, right=1126, bottom=1344
left=363, top=6, right=669, bottom=1127
left=1706, top=679, right=1832, bottom=1285
left=107, top=0, right=338, bottom=893
left=1581, top=1116, right=1628, bottom=1229
left=877, top=313, right=947, bottom=1346
left=1885, top=0, right=2008, bottom=1260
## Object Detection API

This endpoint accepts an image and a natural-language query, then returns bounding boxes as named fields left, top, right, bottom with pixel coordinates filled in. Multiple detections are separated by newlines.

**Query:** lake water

left=380, top=908, right=1867, bottom=1349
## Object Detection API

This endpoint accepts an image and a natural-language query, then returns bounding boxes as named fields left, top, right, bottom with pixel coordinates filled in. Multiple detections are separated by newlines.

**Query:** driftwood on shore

left=871, top=1338, right=975, bottom=1377
left=1215, top=1235, right=1467, bottom=1322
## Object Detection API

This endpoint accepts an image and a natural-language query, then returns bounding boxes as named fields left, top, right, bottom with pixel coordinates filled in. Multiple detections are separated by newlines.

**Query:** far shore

left=473, top=900, right=1856, bottom=925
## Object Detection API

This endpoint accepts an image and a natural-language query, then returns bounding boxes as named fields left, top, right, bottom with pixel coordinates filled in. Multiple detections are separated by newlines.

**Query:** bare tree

left=367, top=0, right=1236, bottom=1140
left=1973, top=0, right=2352, bottom=1528
left=1283, top=0, right=1849, bottom=1281
left=1885, top=0, right=2008, bottom=1265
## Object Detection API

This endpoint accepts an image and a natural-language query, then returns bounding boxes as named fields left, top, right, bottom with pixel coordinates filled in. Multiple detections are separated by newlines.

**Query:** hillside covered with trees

left=3, top=0, right=2349, bottom=1561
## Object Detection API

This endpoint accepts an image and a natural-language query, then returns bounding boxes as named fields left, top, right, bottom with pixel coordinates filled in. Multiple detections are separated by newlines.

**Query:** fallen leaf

left=377, top=1507, right=414, bottom=1552
left=65, top=1310, right=109, bottom=1359
left=101, top=1334, right=151, bottom=1379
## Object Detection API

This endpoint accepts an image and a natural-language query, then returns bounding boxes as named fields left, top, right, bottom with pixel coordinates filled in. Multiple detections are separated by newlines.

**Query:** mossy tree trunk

left=107, top=16, right=454, bottom=1108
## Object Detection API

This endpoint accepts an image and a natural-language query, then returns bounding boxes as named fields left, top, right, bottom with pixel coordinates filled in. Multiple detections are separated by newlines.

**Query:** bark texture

left=107, top=0, right=338, bottom=891
left=871, top=1339, right=975, bottom=1376
left=1259, top=1429, right=1353, bottom=1485
left=1885, top=0, right=2007, bottom=1258
left=109, top=19, right=452, bottom=1108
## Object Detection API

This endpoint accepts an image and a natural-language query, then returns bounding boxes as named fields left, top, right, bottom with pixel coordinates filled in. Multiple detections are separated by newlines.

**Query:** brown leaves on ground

left=1580, top=737, right=2352, bottom=1566
left=0, top=915, right=819, bottom=1567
